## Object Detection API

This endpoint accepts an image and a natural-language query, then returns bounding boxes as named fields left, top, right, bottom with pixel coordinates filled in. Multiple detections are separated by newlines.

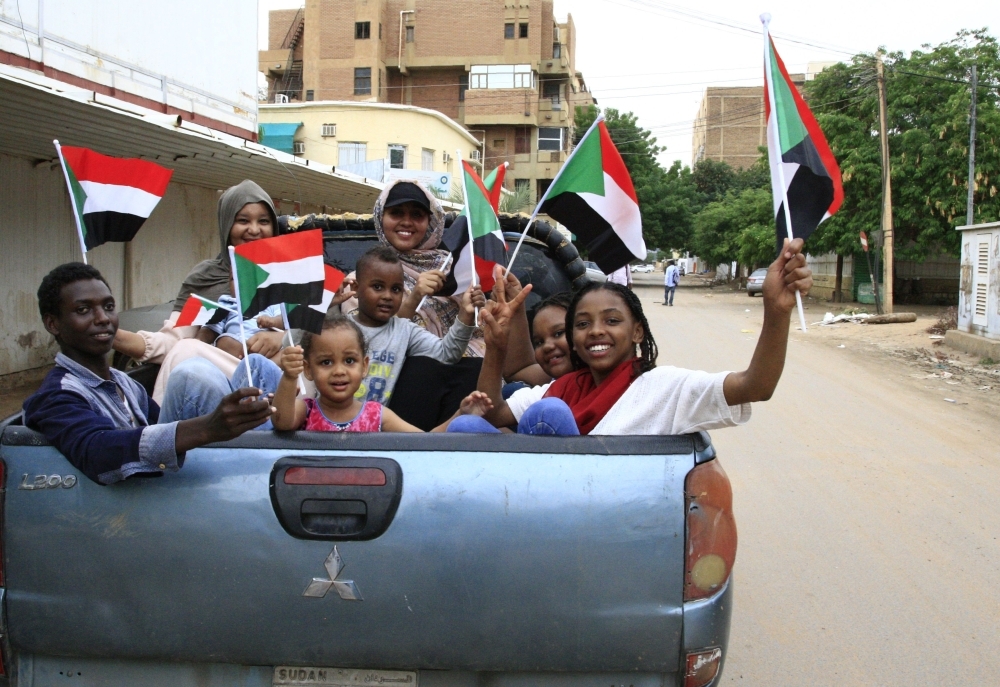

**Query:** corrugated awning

left=258, top=122, right=302, bottom=154
left=0, top=64, right=384, bottom=213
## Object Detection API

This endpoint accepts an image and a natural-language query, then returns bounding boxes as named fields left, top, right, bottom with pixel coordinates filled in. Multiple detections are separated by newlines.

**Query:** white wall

left=0, top=0, right=258, bottom=132
left=0, top=153, right=219, bottom=378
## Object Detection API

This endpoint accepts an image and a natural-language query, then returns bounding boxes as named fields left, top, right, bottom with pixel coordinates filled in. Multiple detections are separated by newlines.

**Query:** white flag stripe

left=452, top=242, right=475, bottom=295
left=578, top=173, right=646, bottom=259
left=78, top=180, right=163, bottom=218
left=255, top=255, right=326, bottom=289
left=189, top=306, right=219, bottom=327
left=765, top=114, right=783, bottom=218
left=307, top=286, right=336, bottom=314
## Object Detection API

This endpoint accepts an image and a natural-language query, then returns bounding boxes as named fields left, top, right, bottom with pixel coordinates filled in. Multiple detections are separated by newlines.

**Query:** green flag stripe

left=464, top=167, right=501, bottom=239
left=546, top=125, right=605, bottom=198
left=234, top=252, right=271, bottom=310
left=769, top=42, right=808, bottom=154
left=63, top=162, right=89, bottom=240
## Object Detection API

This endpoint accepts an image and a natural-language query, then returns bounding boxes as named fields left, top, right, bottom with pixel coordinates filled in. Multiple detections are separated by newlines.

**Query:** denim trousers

left=664, top=286, right=676, bottom=305
left=447, top=397, right=580, bottom=435
left=159, top=354, right=283, bottom=429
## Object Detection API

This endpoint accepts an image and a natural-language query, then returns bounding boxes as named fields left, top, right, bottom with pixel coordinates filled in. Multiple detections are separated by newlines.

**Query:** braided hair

left=527, top=290, right=574, bottom=339
left=565, top=281, right=658, bottom=376
left=300, top=315, right=367, bottom=359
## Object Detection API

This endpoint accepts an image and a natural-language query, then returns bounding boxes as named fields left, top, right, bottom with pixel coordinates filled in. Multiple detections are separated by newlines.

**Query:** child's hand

left=255, top=314, right=284, bottom=330
left=331, top=277, right=357, bottom=307
left=458, top=390, right=494, bottom=417
left=491, top=265, right=526, bottom=312
left=247, top=331, right=283, bottom=358
left=280, top=345, right=305, bottom=380
left=762, top=238, right=812, bottom=315
left=413, top=270, right=446, bottom=298
left=459, top=284, right=487, bottom=324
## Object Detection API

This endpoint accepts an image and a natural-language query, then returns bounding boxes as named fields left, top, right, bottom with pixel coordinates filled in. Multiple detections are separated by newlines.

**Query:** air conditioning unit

left=442, top=152, right=452, bottom=163
left=275, top=94, right=289, bottom=104
left=293, top=141, right=305, bottom=155
left=321, top=123, right=337, bottom=137
left=470, top=149, right=482, bottom=162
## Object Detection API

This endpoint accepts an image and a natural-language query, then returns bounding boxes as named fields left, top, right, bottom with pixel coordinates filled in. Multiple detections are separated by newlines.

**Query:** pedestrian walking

left=663, top=260, right=679, bottom=306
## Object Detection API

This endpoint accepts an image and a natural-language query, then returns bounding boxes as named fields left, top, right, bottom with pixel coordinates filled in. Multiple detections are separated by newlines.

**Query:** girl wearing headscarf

left=342, top=180, right=486, bottom=356
left=113, top=180, right=282, bottom=401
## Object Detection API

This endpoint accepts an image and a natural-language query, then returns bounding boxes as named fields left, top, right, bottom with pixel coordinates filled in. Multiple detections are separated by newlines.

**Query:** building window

left=542, top=81, right=560, bottom=103
left=389, top=144, right=406, bottom=169
left=514, top=126, right=531, bottom=155
left=519, top=23, right=529, bottom=38
left=514, top=178, right=530, bottom=193
left=305, top=89, right=315, bottom=101
left=406, top=26, right=414, bottom=43
left=355, top=21, right=370, bottom=39
left=552, top=43, right=561, bottom=58
left=493, top=139, right=506, bottom=148
left=338, top=142, right=367, bottom=167
left=504, top=23, right=515, bottom=39
left=422, top=148, right=435, bottom=171
left=538, top=127, right=564, bottom=151
left=537, top=179, right=552, bottom=200
left=354, top=67, right=371, bottom=95
left=470, top=64, right=535, bottom=90
left=458, top=74, right=468, bottom=102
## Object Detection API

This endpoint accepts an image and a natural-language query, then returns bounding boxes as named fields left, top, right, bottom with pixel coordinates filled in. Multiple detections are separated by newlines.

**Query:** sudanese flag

left=763, top=24, right=843, bottom=254
left=231, top=230, right=325, bottom=317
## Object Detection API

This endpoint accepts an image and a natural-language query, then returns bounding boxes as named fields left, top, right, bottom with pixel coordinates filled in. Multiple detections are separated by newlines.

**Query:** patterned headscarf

left=370, top=181, right=483, bottom=355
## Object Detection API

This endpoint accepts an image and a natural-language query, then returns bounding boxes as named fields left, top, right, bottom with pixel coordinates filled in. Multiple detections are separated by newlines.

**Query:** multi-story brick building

left=260, top=1, right=596, bottom=203
left=691, top=64, right=834, bottom=170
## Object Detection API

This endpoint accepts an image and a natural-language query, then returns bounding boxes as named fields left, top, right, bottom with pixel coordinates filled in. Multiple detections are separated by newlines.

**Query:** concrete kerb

left=944, top=330, right=1000, bottom=361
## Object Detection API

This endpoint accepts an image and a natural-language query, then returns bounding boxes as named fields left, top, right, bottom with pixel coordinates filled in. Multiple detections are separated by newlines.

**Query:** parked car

left=631, top=264, right=654, bottom=273
left=583, top=260, right=607, bottom=283
left=746, top=268, right=767, bottom=296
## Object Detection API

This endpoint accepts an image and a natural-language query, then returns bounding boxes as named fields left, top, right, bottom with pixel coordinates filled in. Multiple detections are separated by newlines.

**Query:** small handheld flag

left=283, top=264, right=347, bottom=334
left=761, top=15, right=843, bottom=332
left=507, top=114, right=645, bottom=276
left=483, top=161, right=508, bottom=212
left=174, top=295, right=236, bottom=328
left=232, top=230, right=326, bottom=316
left=53, top=141, right=173, bottom=262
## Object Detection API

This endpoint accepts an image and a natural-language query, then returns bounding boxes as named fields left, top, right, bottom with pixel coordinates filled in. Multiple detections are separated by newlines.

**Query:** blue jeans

left=447, top=397, right=580, bottom=436
left=664, top=285, right=676, bottom=305
left=159, top=354, right=283, bottom=429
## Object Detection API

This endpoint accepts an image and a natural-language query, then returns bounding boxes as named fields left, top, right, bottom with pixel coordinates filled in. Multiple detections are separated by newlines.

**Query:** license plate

left=273, top=667, right=417, bottom=686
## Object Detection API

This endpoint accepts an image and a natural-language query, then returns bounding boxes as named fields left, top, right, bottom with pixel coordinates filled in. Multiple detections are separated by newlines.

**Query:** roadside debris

left=866, top=313, right=917, bottom=325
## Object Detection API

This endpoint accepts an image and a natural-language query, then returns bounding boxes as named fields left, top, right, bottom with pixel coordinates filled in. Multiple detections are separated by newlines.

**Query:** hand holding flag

left=174, top=295, right=237, bottom=328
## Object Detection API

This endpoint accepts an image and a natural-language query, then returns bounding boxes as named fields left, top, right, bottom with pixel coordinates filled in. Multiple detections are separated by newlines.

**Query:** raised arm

left=491, top=267, right=548, bottom=384
left=723, top=238, right=812, bottom=406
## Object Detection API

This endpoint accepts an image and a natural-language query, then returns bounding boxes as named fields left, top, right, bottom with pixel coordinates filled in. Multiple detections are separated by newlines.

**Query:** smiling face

left=303, top=326, right=370, bottom=411
left=570, top=289, right=644, bottom=386
left=381, top=202, right=430, bottom=252
left=228, top=201, right=274, bottom=246
left=531, top=305, right=573, bottom=379
left=355, top=259, right=405, bottom=327
left=43, top=278, right=118, bottom=369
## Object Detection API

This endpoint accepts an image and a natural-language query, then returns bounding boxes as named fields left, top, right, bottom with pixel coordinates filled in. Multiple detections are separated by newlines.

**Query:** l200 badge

left=303, top=546, right=364, bottom=601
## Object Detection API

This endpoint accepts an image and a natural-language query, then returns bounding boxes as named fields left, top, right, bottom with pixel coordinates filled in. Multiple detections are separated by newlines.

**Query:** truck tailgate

left=1, top=430, right=696, bottom=672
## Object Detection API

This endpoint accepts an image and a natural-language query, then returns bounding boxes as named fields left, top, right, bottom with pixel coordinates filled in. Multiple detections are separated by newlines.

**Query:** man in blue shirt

left=23, top=263, right=273, bottom=485
left=663, top=260, right=679, bottom=306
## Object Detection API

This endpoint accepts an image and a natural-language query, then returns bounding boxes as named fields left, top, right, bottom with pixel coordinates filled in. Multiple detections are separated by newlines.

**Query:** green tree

left=691, top=187, right=774, bottom=273
left=574, top=105, right=698, bottom=252
left=806, top=29, right=1000, bottom=263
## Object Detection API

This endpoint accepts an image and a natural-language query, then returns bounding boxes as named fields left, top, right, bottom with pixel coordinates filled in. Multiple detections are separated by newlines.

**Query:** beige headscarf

left=171, top=180, right=277, bottom=310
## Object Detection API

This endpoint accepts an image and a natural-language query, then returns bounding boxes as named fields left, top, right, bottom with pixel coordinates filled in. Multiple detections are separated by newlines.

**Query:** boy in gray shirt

left=346, top=246, right=484, bottom=404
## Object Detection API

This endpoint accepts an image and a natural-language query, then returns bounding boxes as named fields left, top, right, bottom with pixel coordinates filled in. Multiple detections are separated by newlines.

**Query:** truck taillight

left=684, top=459, right=736, bottom=601
left=684, top=647, right=722, bottom=687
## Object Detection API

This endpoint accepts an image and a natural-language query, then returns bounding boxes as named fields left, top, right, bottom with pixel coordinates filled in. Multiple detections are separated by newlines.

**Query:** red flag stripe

left=233, top=229, right=324, bottom=264
left=324, top=264, right=346, bottom=292
left=487, top=164, right=506, bottom=212
left=766, top=37, right=844, bottom=215
left=463, top=161, right=493, bottom=200
left=60, top=146, right=173, bottom=197
left=597, top=122, right=638, bottom=204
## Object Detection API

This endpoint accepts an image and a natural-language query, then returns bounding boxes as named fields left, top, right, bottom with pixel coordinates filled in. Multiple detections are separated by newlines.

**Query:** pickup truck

left=0, top=420, right=736, bottom=687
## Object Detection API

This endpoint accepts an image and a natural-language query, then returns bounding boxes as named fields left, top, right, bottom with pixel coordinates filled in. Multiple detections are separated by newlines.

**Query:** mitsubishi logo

left=302, top=546, right=364, bottom=600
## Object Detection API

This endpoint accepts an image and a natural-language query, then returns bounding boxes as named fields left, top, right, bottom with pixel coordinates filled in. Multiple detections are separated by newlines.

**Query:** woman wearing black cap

left=344, top=179, right=485, bottom=356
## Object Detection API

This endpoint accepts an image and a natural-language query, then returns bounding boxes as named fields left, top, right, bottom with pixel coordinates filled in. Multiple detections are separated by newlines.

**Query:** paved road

left=635, top=284, right=1000, bottom=685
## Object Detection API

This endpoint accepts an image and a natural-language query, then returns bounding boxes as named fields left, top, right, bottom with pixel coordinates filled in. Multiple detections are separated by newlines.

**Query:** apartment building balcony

left=259, top=49, right=294, bottom=77
left=538, top=98, right=569, bottom=125
left=464, top=88, right=539, bottom=126
left=538, top=56, right=571, bottom=76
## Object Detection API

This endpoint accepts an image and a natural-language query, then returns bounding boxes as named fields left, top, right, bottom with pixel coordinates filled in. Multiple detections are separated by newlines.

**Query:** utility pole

left=967, top=64, right=978, bottom=225
left=875, top=53, right=894, bottom=313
